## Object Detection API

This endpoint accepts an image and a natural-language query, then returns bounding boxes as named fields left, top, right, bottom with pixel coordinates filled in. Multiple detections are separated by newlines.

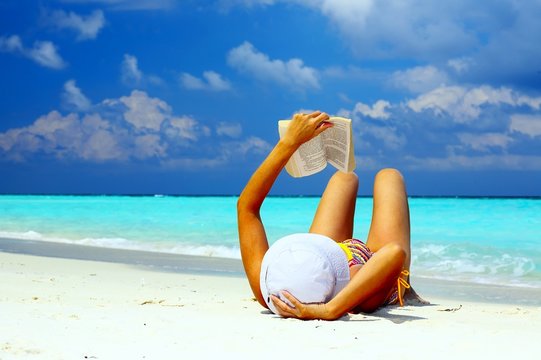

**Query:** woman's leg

left=365, top=168, right=411, bottom=270
left=355, top=168, right=411, bottom=310
left=309, top=171, right=359, bottom=242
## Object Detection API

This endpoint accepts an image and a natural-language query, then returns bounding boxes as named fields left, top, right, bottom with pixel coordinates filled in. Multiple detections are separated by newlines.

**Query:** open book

left=278, top=116, right=356, bottom=178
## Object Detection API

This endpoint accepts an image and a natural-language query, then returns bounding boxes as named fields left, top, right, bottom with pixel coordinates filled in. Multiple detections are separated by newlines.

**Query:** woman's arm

left=237, top=111, right=332, bottom=307
left=271, top=242, right=406, bottom=319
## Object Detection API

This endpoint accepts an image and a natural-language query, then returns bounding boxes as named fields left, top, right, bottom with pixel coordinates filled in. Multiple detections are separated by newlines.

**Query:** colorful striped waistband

left=338, top=238, right=373, bottom=268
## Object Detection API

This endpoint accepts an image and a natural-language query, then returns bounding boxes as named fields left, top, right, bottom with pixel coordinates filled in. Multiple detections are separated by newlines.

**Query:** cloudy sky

left=1, top=0, right=540, bottom=195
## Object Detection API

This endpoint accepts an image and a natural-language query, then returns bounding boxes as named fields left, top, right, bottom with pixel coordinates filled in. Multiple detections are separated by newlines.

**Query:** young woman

left=237, top=111, right=415, bottom=320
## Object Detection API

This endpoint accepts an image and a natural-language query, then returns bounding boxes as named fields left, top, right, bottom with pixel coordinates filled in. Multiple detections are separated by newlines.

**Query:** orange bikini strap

left=397, top=270, right=411, bottom=307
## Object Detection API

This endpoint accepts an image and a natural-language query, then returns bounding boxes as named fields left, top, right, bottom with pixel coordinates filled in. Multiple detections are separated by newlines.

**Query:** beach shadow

left=365, top=307, right=427, bottom=324
left=343, top=291, right=436, bottom=323
left=337, top=315, right=380, bottom=322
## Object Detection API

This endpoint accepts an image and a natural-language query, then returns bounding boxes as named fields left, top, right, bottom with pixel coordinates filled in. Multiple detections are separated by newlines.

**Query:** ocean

left=0, top=195, right=540, bottom=291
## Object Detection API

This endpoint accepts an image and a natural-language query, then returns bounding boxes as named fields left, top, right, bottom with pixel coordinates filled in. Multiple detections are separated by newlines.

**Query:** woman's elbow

left=236, top=195, right=245, bottom=213
left=237, top=192, right=251, bottom=214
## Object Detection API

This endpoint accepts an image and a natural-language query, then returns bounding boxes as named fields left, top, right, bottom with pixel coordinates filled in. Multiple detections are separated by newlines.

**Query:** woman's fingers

left=306, top=110, right=320, bottom=116
left=280, top=291, right=303, bottom=308
left=309, top=111, right=328, bottom=125
left=314, top=121, right=333, bottom=136
left=270, top=295, right=296, bottom=317
left=275, top=292, right=307, bottom=318
left=313, top=111, right=329, bottom=121
left=312, top=112, right=331, bottom=130
left=272, top=292, right=332, bottom=320
left=295, top=111, right=327, bottom=122
left=283, top=111, right=331, bottom=147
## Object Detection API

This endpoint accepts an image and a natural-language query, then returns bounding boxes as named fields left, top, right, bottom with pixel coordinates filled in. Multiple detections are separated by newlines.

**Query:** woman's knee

left=375, top=168, right=404, bottom=185
left=331, top=171, right=359, bottom=187
left=387, top=242, right=407, bottom=267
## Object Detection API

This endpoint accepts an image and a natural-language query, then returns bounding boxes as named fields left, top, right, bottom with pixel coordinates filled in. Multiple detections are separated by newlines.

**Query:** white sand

left=1, top=251, right=539, bottom=360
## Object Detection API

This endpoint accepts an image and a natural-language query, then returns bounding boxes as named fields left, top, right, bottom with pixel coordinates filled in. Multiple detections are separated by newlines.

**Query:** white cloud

left=0, top=34, right=23, bottom=52
left=227, top=41, right=319, bottom=90
left=510, top=114, right=541, bottom=138
left=341, top=100, right=404, bottom=151
left=121, top=54, right=162, bottom=87
left=235, top=136, right=271, bottom=155
left=364, top=124, right=406, bottom=150
left=168, top=116, right=200, bottom=141
left=447, top=57, right=472, bottom=74
left=28, top=41, right=66, bottom=69
left=216, top=122, right=242, bottom=138
left=516, top=95, right=541, bottom=110
left=180, top=71, right=232, bottom=91
left=404, top=154, right=541, bottom=171
left=0, top=89, right=267, bottom=166
left=62, top=80, right=92, bottom=111
left=121, top=54, right=143, bottom=85
left=313, top=0, right=374, bottom=30
left=0, top=35, right=66, bottom=69
left=217, top=136, right=272, bottom=160
left=0, top=111, right=120, bottom=162
left=391, top=65, right=448, bottom=93
left=45, top=9, right=105, bottom=40
left=82, top=128, right=125, bottom=161
left=338, top=93, right=353, bottom=103
left=133, top=134, right=166, bottom=159
left=407, top=85, right=541, bottom=122
left=119, top=90, right=171, bottom=131
left=180, top=73, right=204, bottom=90
left=407, top=86, right=465, bottom=117
left=203, top=71, right=232, bottom=91
left=351, top=100, right=391, bottom=120
left=458, top=133, right=513, bottom=152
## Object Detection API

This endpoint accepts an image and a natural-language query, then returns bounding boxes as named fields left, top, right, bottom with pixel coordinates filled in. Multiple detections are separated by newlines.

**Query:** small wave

left=0, top=230, right=241, bottom=260
left=0, top=230, right=46, bottom=240
left=412, top=242, right=541, bottom=288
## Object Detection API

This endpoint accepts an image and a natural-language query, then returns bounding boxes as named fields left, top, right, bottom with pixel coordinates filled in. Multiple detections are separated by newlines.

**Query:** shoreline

left=2, top=193, right=541, bottom=198
left=1, top=248, right=539, bottom=359
left=0, top=237, right=245, bottom=277
left=1, top=237, right=540, bottom=307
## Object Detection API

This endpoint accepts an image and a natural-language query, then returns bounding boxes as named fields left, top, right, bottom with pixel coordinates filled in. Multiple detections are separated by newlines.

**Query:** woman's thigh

left=309, top=171, right=358, bottom=242
left=366, top=168, right=411, bottom=270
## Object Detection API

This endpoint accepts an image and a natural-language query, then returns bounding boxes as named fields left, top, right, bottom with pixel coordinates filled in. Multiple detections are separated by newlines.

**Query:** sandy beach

left=1, top=243, right=540, bottom=360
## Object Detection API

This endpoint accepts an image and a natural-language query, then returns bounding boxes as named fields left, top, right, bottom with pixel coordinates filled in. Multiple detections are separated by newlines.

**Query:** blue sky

left=1, top=0, right=540, bottom=196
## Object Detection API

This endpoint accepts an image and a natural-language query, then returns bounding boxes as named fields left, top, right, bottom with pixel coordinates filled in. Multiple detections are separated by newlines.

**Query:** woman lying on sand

left=237, top=111, right=420, bottom=320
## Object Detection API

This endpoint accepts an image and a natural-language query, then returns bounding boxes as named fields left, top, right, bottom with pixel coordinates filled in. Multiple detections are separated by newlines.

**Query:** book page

left=293, top=136, right=327, bottom=176
left=320, top=118, right=351, bottom=172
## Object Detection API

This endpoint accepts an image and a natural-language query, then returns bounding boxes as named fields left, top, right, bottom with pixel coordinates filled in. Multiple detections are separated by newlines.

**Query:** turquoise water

left=0, top=195, right=540, bottom=289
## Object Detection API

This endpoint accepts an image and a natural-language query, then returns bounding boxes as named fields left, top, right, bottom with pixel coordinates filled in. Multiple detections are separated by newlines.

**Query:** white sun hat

left=260, top=233, right=350, bottom=315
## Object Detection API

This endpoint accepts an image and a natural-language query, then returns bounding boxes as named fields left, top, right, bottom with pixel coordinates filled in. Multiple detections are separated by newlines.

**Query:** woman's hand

left=271, top=291, right=340, bottom=321
left=281, top=111, right=332, bottom=148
